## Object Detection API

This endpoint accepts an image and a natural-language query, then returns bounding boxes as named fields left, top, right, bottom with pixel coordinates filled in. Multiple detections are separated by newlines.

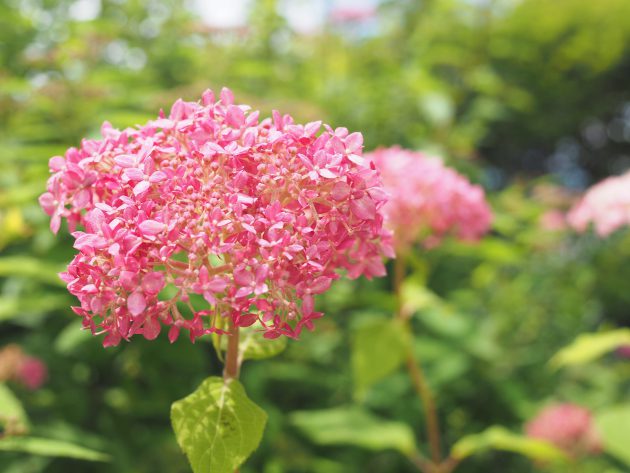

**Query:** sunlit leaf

left=0, top=257, right=66, bottom=287
left=595, top=405, right=630, bottom=466
left=290, top=406, right=417, bottom=455
left=0, top=437, right=109, bottom=462
left=551, top=329, right=630, bottom=368
left=451, top=426, right=567, bottom=462
left=171, top=376, right=267, bottom=473
left=351, top=317, right=406, bottom=399
left=0, top=384, right=29, bottom=433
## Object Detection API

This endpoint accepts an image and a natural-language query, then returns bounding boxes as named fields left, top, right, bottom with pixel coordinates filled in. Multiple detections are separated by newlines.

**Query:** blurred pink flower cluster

left=366, top=147, right=492, bottom=251
left=525, top=403, right=602, bottom=457
left=0, top=344, right=47, bottom=390
left=568, top=170, right=630, bottom=237
left=40, top=88, right=393, bottom=346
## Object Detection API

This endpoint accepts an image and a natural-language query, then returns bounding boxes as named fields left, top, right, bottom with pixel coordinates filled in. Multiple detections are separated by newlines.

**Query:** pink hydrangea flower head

left=525, top=403, right=602, bottom=457
left=365, top=147, right=492, bottom=251
left=567, top=170, right=630, bottom=237
left=40, top=88, right=393, bottom=346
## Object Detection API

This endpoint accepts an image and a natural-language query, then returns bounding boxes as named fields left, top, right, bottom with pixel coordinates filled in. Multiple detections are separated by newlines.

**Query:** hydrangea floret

left=40, top=88, right=393, bottom=347
left=365, top=146, right=492, bottom=251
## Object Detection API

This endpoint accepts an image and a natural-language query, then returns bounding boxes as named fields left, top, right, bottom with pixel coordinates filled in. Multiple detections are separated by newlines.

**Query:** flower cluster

left=40, top=88, right=393, bottom=346
left=365, top=147, right=492, bottom=251
left=525, top=403, right=602, bottom=457
left=567, top=170, right=630, bottom=237
left=0, top=344, right=48, bottom=390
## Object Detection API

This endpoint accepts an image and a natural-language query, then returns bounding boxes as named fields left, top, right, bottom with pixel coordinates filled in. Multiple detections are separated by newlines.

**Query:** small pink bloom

left=525, top=403, right=602, bottom=457
left=567, top=170, right=630, bottom=237
left=17, top=357, right=48, bottom=390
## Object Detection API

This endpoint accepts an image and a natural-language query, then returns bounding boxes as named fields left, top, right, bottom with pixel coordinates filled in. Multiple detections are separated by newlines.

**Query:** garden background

left=1, top=0, right=630, bottom=472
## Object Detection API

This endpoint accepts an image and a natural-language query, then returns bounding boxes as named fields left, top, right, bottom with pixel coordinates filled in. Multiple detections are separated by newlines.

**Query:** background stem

left=394, top=256, right=443, bottom=466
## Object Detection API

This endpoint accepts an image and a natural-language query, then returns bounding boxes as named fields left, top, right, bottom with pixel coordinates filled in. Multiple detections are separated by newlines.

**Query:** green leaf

left=170, top=376, right=267, bottom=473
left=551, top=329, right=630, bottom=368
left=210, top=323, right=287, bottom=363
left=0, top=384, right=29, bottom=433
left=0, top=437, right=109, bottom=462
left=290, top=406, right=416, bottom=455
left=451, top=426, right=567, bottom=462
left=351, top=318, right=406, bottom=399
left=54, top=321, right=92, bottom=355
left=0, top=294, right=71, bottom=323
left=0, top=257, right=66, bottom=287
left=595, top=405, right=630, bottom=466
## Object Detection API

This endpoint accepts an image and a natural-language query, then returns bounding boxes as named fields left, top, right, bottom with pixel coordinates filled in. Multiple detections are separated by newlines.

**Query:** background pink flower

left=366, top=146, right=492, bottom=252
left=525, top=403, right=602, bottom=457
left=567, top=170, right=630, bottom=237
left=41, top=88, right=393, bottom=346
left=0, top=345, right=47, bottom=390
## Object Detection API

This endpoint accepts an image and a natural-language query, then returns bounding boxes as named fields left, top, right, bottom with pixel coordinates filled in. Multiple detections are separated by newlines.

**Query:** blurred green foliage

left=1, top=0, right=630, bottom=472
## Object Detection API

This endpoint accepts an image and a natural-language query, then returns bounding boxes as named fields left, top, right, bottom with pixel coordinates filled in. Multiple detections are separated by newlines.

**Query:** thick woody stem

left=223, top=319, right=241, bottom=473
left=223, top=319, right=240, bottom=380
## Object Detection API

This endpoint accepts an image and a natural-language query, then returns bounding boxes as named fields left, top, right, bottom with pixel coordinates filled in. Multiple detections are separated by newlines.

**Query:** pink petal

left=139, top=220, right=165, bottom=236
left=318, top=168, right=337, bottom=179
left=149, top=171, right=167, bottom=183
left=114, top=154, right=137, bottom=168
left=142, top=272, right=165, bottom=295
left=226, top=105, right=245, bottom=128
left=127, top=291, right=147, bottom=316
left=168, top=325, right=180, bottom=343
left=345, top=132, right=363, bottom=153
left=220, top=87, right=234, bottom=105
left=350, top=195, right=376, bottom=220
left=133, top=180, right=151, bottom=196
left=49, top=156, right=66, bottom=171
left=142, top=317, right=161, bottom=340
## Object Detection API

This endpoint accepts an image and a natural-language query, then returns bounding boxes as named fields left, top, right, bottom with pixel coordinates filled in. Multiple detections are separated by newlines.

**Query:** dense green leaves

left=0, top=437, right=109, bottom=462
left=551, top=329, right=630, bottom=368
left=290, top=406, right=417, bottom=455
left=595, top=405, right=630, bottom=466
left=451, top=426, right=567, bottom=462
left=170, top=376, right=267, bottom=473
left=351, top=317, right=407, bottom=399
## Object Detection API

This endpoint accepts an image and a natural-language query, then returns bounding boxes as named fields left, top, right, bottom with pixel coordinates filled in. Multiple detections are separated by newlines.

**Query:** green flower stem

left=394, top=256, right=442, bottom=467
left=223, top=320, right=241, bottom=473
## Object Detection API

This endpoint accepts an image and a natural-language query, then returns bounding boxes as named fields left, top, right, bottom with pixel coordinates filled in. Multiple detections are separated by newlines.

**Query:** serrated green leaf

left=551, top=329, right=630, bottom=368
left=451, top=426, right=567, bottom=462
left=0, top=384, right=29, bottom=433
left=595, top=405, right=630, bottom=466
left=0, top=437, right=109, bottom=462
left=351, top=318, right=406, bottom=399
left=171, top=376, right=267, bottom=473
left=290, top=406, right=416, bottom=455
